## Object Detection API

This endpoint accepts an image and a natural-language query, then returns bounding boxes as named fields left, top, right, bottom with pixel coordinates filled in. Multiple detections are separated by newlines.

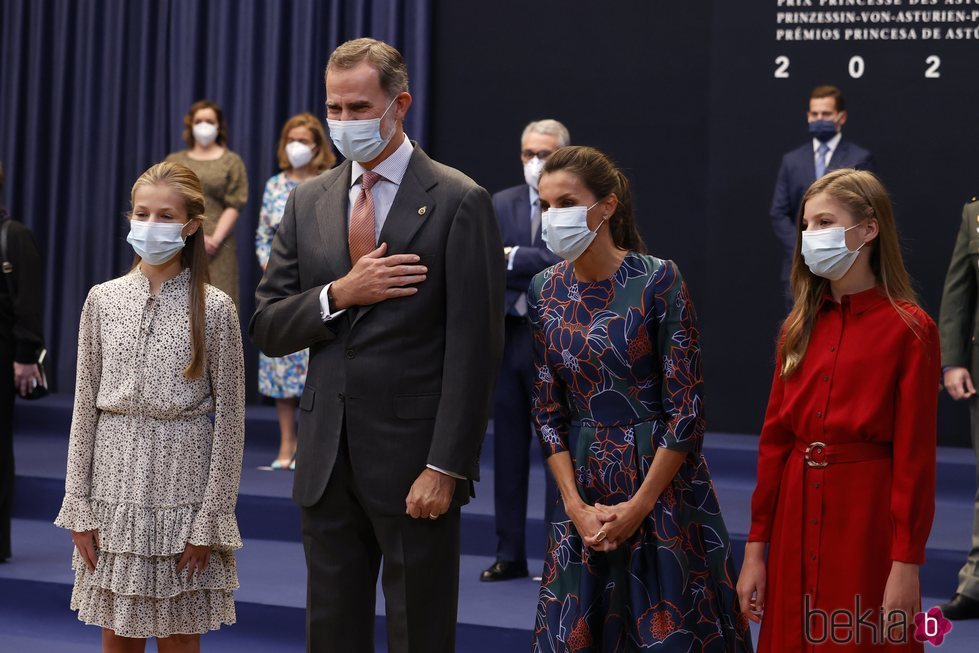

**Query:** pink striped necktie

left=348, top=170, right=383, bottom=264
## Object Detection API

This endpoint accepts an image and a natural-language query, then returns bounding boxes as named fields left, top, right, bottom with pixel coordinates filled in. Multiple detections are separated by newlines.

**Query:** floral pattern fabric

left=529, top=252, right=752, bottom=652
left=256, top=172, right=308, bottom=399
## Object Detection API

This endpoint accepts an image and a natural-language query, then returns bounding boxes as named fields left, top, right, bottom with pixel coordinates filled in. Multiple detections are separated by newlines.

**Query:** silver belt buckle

left=805, top=441, right=828, bottom=468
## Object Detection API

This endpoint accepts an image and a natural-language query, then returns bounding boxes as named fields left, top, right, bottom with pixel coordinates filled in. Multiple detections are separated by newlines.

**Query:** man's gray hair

left=521, top=119, right=570, bottom=148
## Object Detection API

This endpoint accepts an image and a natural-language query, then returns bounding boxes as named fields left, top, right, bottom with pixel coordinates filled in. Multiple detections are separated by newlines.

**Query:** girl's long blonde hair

left=129, top=161, right=209, bottom=379
left=781, top=168, right=920, bottom=377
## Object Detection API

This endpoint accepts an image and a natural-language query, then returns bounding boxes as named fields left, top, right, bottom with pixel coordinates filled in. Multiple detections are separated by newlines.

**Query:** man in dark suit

left=938, top=196, right=979, bottom=621
left=479, top=120, right=565, bottom=582
left=250, top=38, right=504, bottom=652
left=770, top=85, right=876, bottom=307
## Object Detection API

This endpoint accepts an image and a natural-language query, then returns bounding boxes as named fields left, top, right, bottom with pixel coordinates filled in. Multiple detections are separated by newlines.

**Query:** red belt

left=794, top=439, right=892, bottom=467
left=784, top=440, right=892, bottom=652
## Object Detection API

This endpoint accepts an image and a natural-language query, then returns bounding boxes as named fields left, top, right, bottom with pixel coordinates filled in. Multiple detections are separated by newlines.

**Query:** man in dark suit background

left=250, top=38, right=504, bottom=652
left=938, top=196, right=979, bottom=621
left=770, top=85, right=876, bottom=307
left=479, top=120, right=565, bottom=582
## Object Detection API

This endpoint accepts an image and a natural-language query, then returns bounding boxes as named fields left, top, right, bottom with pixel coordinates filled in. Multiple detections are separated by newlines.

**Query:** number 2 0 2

left=773, top=55, right=941, bottom=79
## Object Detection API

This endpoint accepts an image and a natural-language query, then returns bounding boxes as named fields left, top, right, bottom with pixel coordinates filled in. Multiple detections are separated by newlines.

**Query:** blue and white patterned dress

left=255, top=172, right=308, bottom=399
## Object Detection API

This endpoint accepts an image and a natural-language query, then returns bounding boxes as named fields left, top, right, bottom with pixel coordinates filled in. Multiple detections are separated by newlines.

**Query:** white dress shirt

left=318, top=134, right=415, bottom=320
left=812, top=131, right=842, bottom=169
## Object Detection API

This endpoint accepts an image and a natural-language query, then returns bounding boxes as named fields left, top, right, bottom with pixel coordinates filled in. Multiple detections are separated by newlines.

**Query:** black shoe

left=939, top=594, right=979, bottom=620
left=479, top=560, right=529, bottom=582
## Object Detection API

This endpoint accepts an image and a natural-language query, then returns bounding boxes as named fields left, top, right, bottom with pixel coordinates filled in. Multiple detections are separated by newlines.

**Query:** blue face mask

left=808, top=119, right=838, bottom=143
left=127, top=221, right=188, bottom=265
left=327, top=97, right=397, bottom=162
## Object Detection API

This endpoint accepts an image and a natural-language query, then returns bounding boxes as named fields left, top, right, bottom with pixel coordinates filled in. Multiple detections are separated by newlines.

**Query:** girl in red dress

left=737, top=169, right=940, bottom=651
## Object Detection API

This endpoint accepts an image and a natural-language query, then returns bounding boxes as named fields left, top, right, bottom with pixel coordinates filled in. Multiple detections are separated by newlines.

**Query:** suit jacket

left=250, top=145, right=505, bottom=514
left=0, top=217, right=45, bottom=362
left=770, top=138, right=877, bottom=260
left=939, top=199, right=979, bottom=376
left=492, top=184, right=560, bottom=315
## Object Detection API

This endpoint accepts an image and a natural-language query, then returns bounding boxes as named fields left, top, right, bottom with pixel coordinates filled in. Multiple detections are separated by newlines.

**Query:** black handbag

left=0, top=219, right=48, bottom=400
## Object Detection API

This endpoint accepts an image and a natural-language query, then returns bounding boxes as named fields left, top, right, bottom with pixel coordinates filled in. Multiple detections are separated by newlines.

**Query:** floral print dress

left=529, top=252, right=752, bottom=652
left=255, top=172, right=308, bottom=399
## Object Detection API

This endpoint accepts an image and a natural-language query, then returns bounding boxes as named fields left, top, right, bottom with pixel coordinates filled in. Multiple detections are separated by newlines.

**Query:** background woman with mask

left=54, top=162, right=245, bottom=651
left=738, top=168, right=939, bottom=650
left=529, top=146, right=751, bottom=651
left=255, top=113, right=334, bottom=470
left=166, top=99, right=248, bottom=307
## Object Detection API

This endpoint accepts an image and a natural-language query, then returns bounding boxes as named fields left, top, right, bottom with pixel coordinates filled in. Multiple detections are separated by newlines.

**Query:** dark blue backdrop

left=0, top=0, right=430, bottom=401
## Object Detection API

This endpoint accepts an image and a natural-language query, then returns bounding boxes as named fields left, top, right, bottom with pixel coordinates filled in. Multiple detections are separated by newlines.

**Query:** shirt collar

left=813, top=131, right=843, bottom=154
left=350, top=133, right=414, bottom=188
left=132, top=266, right=191, bottom=296
left=819, top=285, right=889, bottom=315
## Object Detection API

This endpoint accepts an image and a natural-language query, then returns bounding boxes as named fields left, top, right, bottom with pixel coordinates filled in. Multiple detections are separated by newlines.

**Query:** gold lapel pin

left=418, top=206, right=427, bottom=216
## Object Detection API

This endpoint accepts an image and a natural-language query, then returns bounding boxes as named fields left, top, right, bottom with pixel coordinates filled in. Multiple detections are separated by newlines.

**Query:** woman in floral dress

left=55, top=162, right=245, bottom=651
left=255, top=113, right=334, bottom=469
left=529, top=146, right=751, bottom=652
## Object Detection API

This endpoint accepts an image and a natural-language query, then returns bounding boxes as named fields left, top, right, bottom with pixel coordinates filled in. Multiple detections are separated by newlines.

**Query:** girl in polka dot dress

left=55, top=161, right=245, bottom=651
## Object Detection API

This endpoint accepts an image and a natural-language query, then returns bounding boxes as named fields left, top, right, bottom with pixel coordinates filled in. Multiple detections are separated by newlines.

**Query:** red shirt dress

left=749, top=288, right=939, bottom=652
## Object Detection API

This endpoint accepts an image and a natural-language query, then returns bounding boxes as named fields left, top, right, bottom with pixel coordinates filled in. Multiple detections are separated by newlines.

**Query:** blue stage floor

left=3, top=396, right=978, bottom=651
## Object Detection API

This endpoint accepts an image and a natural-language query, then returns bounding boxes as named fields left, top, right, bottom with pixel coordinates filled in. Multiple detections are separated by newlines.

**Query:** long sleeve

left=748, top=347, right=795, bottom=543
left=889, top=316, right=940, bottom=563
left=223, top=152, right=248, bottom=210
left=529, top=278, right=570, bottom=457
left=53, top=288, right=103, bottom=532
left=938, top=205, right=976, bottom=368
left=9, top=224, right=45, bottom=362
left=427, top=185, right=505, bottom=478
left=255, top=178, right=277, bottom=268
left=769, top=156, right=798, bottom=254
left=187, top=294, right=245, bottom=550
left=652, top=261, right=704, bottom=454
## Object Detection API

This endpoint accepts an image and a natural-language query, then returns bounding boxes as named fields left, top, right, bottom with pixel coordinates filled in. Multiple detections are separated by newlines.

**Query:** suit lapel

left=315, top=161, right=353, bottom=280
left=830, top=139, right=851, bottom=170
left=350, top=146, right=438, bottom=329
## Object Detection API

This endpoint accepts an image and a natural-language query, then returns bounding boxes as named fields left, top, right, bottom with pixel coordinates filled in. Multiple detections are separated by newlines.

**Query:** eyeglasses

left=521, top=149, right=554, bottom=161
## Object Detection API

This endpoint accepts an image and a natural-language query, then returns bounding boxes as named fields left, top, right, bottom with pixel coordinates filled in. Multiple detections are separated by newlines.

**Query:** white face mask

left=326, top=97, right=397, bottom=162
left=541, top=200, right=605, bottom=262
left=192, top=122, right=218, bottom=147
left=285, top=141, right=315, bottom=169
left=523, top=156, right=545, bottom=190
left=800, top=224, right=865, bottom=280
left=127, top=221, right=188, bottom=265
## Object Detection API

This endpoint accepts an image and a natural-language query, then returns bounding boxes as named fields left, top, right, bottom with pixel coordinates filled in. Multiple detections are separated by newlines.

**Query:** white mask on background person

left=127, top=221, right=188, bottom=265
left=285, top=141, right=314, bottom=169
left=327, top=97, right=397, bottom=162
left=541, top=200, right=605, bottom=262
left=523, top=156, right=545, bottom=190
left=192, top=122, right=218, bottom=147
left=800, top=224, right=865, bottom=280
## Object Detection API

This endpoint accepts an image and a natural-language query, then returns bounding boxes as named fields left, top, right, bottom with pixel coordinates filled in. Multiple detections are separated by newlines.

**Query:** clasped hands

left=568, top=497, right=652, bottom=552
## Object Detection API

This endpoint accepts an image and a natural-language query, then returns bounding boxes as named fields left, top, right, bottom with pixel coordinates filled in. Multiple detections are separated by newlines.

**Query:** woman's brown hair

left=541, top=146, right=647, bottom=254
left=276, top=112, right=335, bottom=173
left=182, top=99, right=229, bottom=148
left=781, top=168, right=920, bottom=377
left=129, top=162, right=210, bottom=379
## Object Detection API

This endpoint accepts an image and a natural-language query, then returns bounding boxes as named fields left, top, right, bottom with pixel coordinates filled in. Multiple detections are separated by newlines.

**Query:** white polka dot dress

left=54, top=267, right=245, bottom=638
